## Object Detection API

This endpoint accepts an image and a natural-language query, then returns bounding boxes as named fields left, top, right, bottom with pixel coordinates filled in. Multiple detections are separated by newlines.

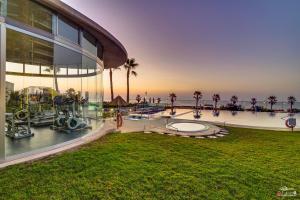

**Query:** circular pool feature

left=166, top=122, right=208, bottom=132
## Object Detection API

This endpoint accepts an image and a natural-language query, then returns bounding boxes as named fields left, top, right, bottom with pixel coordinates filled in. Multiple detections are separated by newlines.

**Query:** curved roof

left=38, top=0, right=127, bottom=69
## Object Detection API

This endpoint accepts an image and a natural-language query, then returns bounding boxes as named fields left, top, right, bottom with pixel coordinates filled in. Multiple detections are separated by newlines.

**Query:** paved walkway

left=120, top=117, right=223, bottom=137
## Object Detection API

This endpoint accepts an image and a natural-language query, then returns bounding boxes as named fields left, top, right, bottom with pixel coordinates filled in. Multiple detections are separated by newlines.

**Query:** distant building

left=5, top=81, right=14, bottom=102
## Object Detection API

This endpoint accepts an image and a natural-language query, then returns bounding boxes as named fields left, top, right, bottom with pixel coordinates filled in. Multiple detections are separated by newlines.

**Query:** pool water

left=160, top=109, right=300, bottom=129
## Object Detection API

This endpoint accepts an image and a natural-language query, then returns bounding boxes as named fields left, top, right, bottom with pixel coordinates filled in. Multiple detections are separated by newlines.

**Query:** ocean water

left=136, top=99, right=300, bottom=111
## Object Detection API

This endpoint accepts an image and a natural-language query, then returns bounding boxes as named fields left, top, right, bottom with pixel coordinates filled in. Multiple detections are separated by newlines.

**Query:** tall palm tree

left=193, top=91, right=202, bottom=110
left=124, top=58, right=139, bottom=103
left=267, top=96, right=277, bottom=111
left=287, top=96, right=296, bottom=112
left=169, top=93, right=177, bottom=115
left=157, top=97, right=161, bottom=104
left=212, top=94, right=220, bottom=109
left=250, top=98, right=257, bottom=110
left=45, top=65, right=60, bottom=92
left=109, top=66, right=120, bottom=102
left=136, top=94, right=141, bottom=103
left=230, top=95, right=238, bottom=106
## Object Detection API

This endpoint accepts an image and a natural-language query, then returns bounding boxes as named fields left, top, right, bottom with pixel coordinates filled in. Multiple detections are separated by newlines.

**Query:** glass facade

left=7, top=0, right=53, bottom=33
left=82, top=31, right=97, bottom=56
left=0, top=0, right=108, bottom=158
left=6, top=29, right=54, bottom=66
left=58, top=16, right=79, bottom=44
left=5, top=29, right=104, bottom=157
left=0, top=0, right=7, bottom=16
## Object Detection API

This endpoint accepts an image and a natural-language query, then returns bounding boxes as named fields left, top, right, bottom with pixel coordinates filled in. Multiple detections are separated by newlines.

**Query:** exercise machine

left=51, top=95, right=91, bottom=133
left=5, top=111, right=34, bottom=139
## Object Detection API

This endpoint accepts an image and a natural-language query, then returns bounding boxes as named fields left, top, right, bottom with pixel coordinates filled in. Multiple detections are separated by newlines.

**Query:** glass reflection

left=57, top=16, right=79, bottom=44
left=5, top=28, right=103, bottom=157
left=82, top=31, right=97, bottom=55
left=7, top=0, right=53, bottom=33
left=7, top=29, right=54, bottom=66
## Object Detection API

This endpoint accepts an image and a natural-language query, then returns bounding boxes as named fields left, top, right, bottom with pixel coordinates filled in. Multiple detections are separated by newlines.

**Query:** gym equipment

left=13, top=103, right=54, bottom=127
left=31, top=113, right=55, bottom=127
left=30, top=90, right=55, bottom=127
left=51, top=95, right=91, bottom=133
left=5, top=112, right=34, bottom=139
left=66, top=114, right=89, bottom=130
left=15, top=109, right=29, bottom=121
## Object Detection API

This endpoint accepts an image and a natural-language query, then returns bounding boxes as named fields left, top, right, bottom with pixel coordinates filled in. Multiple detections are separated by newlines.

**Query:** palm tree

left=250, top=98, right=257, bottom=110
left=212, top=94, right=220, bottom=109
left=109, top=66, right=121, bottom=102
left=287, top=96, right=296, bottom=112
left=230, top=95, right=238, bottom=106
left=136, top=94, right=141, bottom=103
left=44, top=65, right=60, bottom=92
left=267, top=96, right=277, bottom=111
left=124, top=58, right=139, bottom=103
left=157, top=97, right=161, bottom=104
left=193, top=91, right=202, bottom=110
left=169, top=93, right=177, bottom=115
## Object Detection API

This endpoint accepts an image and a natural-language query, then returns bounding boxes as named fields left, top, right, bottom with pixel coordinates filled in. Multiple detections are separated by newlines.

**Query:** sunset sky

left=62, top=0, right=300, bottom=101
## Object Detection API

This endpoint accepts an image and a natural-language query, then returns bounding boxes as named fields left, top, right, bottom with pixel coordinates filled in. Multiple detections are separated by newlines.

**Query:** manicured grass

left=0, top=128, right=299, bottom=199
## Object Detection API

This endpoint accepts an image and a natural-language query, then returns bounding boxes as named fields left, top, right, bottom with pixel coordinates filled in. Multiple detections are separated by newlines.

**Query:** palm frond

left=124, top=58, right=139, bottom=70
left=131, top=71, right=138, bottom=77
left=113, top=66, right=121, bottom=71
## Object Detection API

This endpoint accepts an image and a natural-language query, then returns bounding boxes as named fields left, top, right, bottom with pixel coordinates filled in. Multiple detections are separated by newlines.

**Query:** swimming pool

left=160, top=109, right=300, bottom=129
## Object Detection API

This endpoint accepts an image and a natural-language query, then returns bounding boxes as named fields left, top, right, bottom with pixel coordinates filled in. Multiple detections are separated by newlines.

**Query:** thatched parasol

left=111, top=95, right=127, bottom=107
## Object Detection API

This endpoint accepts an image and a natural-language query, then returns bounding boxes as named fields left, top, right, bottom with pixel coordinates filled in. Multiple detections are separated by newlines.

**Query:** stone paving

left=120, top=117, right=229, bottom=139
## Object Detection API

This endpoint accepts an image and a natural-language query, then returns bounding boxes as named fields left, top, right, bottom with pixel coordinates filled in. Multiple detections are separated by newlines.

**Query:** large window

left=6, top=29, right=54, bottom=67
left=57, top=16, right=79, bottom=44
left=7, top=0, right=53, bottom=33
left=82, top=31, right=97, bottom=56
left=0, top=0, right=7, bottom=16
left=5, top=29, right=103, bottom=157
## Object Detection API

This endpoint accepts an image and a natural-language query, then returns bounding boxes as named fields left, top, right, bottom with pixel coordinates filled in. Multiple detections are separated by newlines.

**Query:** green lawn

left=1, top=128, right=300, bottom=199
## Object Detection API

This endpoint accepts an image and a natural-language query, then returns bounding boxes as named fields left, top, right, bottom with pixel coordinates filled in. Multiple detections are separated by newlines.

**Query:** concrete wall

left=0, top=18, right=6, bottom=161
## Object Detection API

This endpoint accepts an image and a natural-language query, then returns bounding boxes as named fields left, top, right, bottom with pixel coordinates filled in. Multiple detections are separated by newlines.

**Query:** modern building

left=0, top=0, right=127, bottom=161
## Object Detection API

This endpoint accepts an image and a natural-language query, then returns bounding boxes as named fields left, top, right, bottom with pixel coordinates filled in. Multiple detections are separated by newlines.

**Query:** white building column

left=0, top=18, right=6, bottom=161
